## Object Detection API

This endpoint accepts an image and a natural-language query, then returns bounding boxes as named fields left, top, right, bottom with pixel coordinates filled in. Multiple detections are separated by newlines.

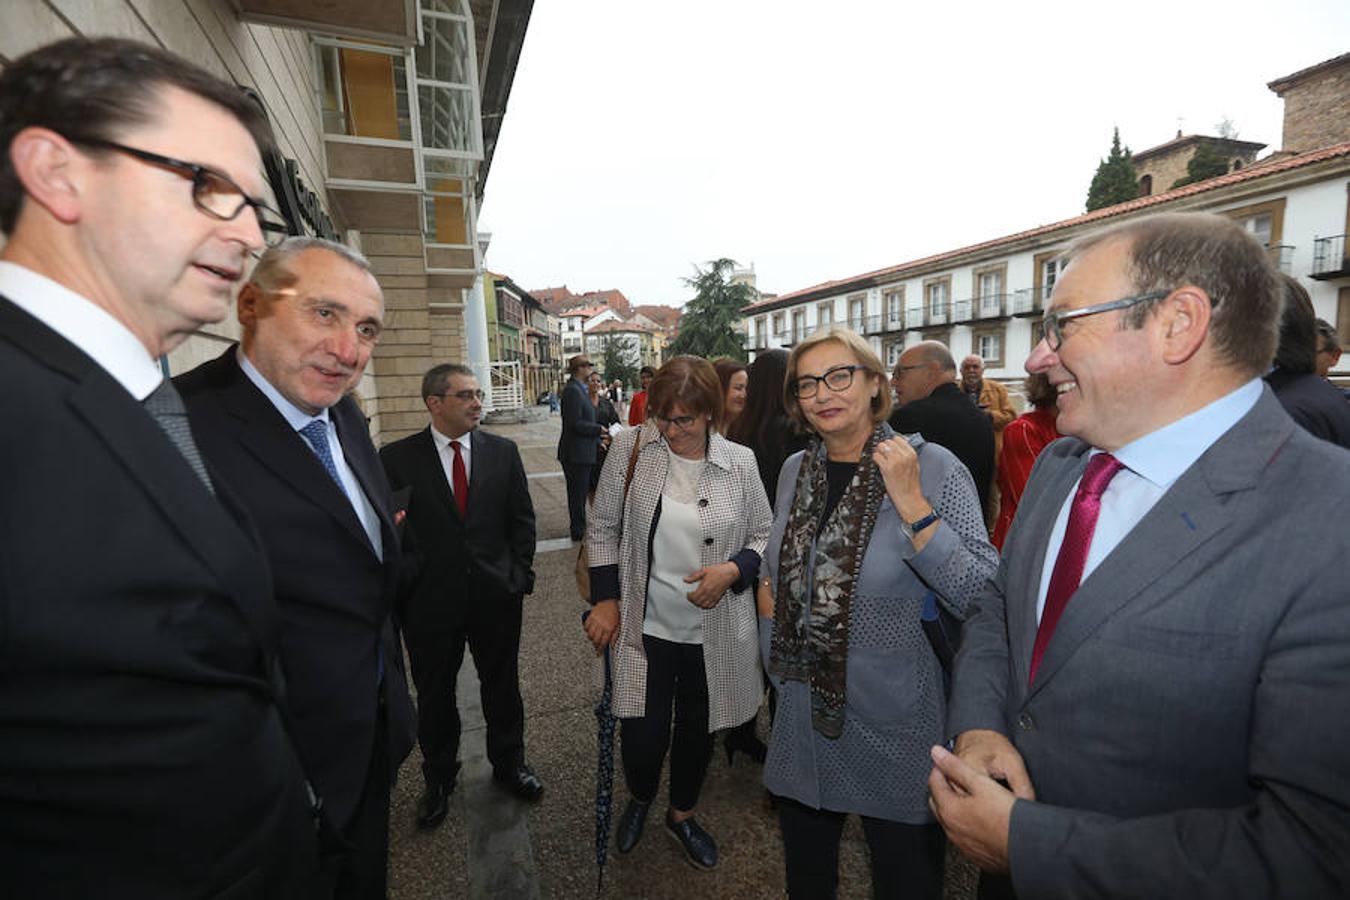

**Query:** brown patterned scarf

left=768, top=422, right=888, bottom=738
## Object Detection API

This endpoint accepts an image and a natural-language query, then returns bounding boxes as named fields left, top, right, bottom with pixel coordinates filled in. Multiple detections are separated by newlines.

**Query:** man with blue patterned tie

left=177, top=236, right=416, bottom=900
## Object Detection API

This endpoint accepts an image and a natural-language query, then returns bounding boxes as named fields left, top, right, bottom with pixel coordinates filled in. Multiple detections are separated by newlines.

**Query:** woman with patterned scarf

left=756, top=328, right=998, bottom=899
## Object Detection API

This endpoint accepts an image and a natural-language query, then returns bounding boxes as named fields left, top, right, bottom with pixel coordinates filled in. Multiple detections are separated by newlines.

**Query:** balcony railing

left=1312, top=234, right=1348, bottom=280
left=1267, top=244, right=1295, bottom=274
left=1009, top=286, right=1045, bottom=318
left=924, top=301, right=950, bottom=327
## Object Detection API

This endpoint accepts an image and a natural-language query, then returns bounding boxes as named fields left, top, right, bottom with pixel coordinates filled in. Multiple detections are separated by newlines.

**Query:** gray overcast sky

left=478, top=1, right=1350, bottom=308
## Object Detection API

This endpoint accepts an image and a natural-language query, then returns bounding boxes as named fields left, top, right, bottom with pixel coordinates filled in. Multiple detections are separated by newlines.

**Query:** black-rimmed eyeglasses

left=653, top=413, right=697, bottom=431
left=1041, top=289, right=1173, bottom=351
left=71, top=138, right=291, bottom=246
left=442, top=389, right=485, bottom=402
left=791, top=364, right=865, bottom=399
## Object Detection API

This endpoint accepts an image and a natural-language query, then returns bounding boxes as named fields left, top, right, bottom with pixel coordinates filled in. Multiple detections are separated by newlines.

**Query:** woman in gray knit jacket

left=757, top=328, right=998, bottom=899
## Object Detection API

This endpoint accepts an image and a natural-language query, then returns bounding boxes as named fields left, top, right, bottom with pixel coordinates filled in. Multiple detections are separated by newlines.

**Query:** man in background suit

left=558, top=353, right=605, bottom=540
left=177, top=237, right=415, bottom=899
left=890, top=341, right=995, bottom=517
left=381, top=364, right=541, bottom=829
left=0, top=37, right=314, bottom=896
left=931, top=212, right=1350, bottom=898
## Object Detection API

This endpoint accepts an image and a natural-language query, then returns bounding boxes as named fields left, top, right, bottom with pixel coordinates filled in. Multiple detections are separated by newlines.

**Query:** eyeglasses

left=442, top=389, right=485, bottom=402
left=653, top=414, right=697, bottom=431
left=892, top=363, right=927, bottom=377
left=72, top=138, right=291, bottom=246
left=791, top=364, right=865, bottom=399
left=1041, top=290, right=1172, bottom=351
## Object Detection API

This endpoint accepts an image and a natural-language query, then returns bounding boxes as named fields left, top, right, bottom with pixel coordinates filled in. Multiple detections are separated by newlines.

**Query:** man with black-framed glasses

left=933, top=212, right=1350, bottom=900
left=0, top=37, right=314, bottom=897
left=381, top=363, right=542, bottom=827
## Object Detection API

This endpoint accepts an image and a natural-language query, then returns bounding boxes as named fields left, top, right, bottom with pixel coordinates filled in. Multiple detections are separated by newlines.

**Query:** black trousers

left=407, top=591, right=526, bottom=787
left=315, top=703, right=391, bottom=900
left=619, top=634, right=714, bottom=812
left=563, top=462, right=592, bottom=540
left=776, top=796, right=945, bottom=900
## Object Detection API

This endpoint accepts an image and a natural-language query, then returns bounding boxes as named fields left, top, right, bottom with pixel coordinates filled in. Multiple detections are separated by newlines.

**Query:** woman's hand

left=684, top=562, right=739, bottom=609
left=584, top=599, right=620, bottom=652
left=755, top=577, right=775, bottom=619
left=874, top=437, right=929, bottom=521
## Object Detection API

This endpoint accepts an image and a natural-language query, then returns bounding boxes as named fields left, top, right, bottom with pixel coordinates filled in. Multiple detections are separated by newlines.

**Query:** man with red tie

left=930, top=212, right=1350, bottom=899
left=380, top=363, right=542, bottom=830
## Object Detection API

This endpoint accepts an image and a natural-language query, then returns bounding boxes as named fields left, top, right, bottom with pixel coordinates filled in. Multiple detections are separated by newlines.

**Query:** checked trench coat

left=587, top=423, right=773, bottom=731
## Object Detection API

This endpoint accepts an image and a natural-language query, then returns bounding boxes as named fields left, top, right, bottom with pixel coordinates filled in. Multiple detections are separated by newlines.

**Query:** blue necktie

left=299, top=419, right=342, bottom=488
left=298, top=418, right=385, bottom=686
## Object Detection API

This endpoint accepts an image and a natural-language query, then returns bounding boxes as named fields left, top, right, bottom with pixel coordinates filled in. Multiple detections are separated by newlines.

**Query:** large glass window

left=413, top=4, right=482, bottom=159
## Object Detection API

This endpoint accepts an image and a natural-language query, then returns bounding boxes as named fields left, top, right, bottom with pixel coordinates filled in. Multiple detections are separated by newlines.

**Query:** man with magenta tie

left=380, top=363, right=542, bottom=831
left=930, top=212, right=1350, bottom=900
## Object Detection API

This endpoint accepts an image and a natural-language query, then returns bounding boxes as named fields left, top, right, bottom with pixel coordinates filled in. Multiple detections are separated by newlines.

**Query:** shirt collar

left=236, top=346, right=329, bottom=432
left=431, top=423, right=473, bottom=449
left=0, top=261, right=163, bottom=401
left=1111, top=378, right=1263, bottom=488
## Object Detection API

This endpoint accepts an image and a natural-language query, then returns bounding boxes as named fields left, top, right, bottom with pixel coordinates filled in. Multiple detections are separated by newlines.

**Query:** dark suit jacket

left=557, top=375, right=602, bottom=465
left=889, top=381, right=995, bottom=515
left=380, top=427, right=535, bottom=635
left=0, top=298, right=313, bottom=898
left=176, top=347, right=415, bottom=833
left=1266, top=367, right=1350, bottom=448
left=948, top=388, right=1350, bottom=898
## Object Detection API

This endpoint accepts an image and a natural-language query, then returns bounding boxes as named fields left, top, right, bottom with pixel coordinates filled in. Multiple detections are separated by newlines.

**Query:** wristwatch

left=901, top=508, right=940, bottom=540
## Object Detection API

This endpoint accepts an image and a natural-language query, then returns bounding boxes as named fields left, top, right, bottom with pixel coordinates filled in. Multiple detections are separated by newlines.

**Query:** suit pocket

left=1096, top=622, right=1241, bottom=660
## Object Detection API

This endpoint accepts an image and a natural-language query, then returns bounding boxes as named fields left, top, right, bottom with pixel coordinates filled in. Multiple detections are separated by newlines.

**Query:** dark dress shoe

left=416, top=781, right=453, bottom=829
left=614, top=798, right=651, bottom=854
left=665, top=813, right=717, bottom=869
left=493, top=763, right=544, bottom=801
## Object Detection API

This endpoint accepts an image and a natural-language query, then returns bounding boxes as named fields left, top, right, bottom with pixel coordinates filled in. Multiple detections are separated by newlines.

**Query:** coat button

left=1017, top=711, right=1034, bottom=731
left=704, top=537, right=714, bottom=545
left=698, top=498, right=709, bottom=507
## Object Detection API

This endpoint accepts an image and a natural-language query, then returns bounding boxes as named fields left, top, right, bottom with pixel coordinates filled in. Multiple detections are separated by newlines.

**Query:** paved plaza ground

left=385, top=412, right=978, bottom=899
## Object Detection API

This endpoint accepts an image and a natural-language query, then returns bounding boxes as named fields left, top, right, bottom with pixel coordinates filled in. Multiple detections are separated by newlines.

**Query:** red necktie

left=450, top=439, right=468, bottom=520
left=1029, top=452, right=1124, bottom=684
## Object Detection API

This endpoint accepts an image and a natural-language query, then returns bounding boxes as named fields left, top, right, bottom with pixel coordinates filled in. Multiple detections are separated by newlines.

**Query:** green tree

left=599, top=335, right=639, bottom=389
left=667, top=258, right=754, bottom=361
left=1086, top=128, right=1140, bottom=211
left=1170, top=142, right=1230, bottom=189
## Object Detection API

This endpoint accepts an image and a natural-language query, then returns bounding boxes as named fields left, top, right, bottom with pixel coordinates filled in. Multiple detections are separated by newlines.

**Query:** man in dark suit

left=0, top=37, right=314, bottom=896
left=889, top=341, right=995, bottom=516
left=931, top=213, right=1350, bottom=898
left=177, top=237, right=416, bottom=899
left=558, top=353, right=605, bottom=540
left=381, top=363, right=541, bottom=828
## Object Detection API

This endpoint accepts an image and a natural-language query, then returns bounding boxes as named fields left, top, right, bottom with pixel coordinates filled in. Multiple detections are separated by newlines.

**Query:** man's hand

left=928, top=744, right=1016, bottom=873
left=584, top=599, right=620, bottom=652
left=953, top=729, right=1036, bottom=800
left=684, top=562, right=739, bottom=609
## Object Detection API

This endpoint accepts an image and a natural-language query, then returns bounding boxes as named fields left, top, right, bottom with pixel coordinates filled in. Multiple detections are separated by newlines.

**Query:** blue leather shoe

left=665, top=813, right=717, bottom=869
left=615, top=798, right=650, bottom=854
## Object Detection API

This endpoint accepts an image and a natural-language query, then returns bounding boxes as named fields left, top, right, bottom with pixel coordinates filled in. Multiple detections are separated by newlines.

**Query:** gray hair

left=248, top=236, right=372, bottom=292
left=422, top=362, right=475, bottom=400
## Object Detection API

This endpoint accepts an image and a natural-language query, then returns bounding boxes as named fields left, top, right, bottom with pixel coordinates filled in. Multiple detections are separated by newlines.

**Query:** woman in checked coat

left=583, top=355, right=773, bottom=871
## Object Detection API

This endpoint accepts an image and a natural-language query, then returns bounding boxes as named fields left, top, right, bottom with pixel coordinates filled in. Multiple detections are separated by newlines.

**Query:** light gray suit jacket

left=948, top=387, right=1350, bottom=899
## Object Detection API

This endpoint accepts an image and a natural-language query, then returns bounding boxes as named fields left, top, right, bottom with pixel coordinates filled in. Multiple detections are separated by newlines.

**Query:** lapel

left=0, top=299, right=276, bottom=657
left=416, top=426, right=459, bottom=522
left=333, top=396, right=397, bottom=559
left=215, top=353, right=377, bottom=556
left=1025, top=391, right=1294, bottom=699
left=466, top=429, right=491, bottom=521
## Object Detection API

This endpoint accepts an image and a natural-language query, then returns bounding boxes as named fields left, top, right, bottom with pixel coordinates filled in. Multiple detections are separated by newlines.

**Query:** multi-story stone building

left=2, top=0, right=534, bottom=442
left=743, top=52, right=1350, bottom=389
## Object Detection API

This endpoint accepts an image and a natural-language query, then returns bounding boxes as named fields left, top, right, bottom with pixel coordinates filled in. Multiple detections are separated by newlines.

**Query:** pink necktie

left=1029, top=453, right=1124, bottom=684
left=450, top=440, right=468, bottom=520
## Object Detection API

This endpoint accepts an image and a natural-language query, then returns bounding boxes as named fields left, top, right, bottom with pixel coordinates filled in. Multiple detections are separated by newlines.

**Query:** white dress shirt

left=237, top=348, right=384, bottom=560
left=430, top=425, right=473, bottom=505
left=1036, top=378, right=1263, bottom=620
left=0, top=261, right=162, bottom=400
